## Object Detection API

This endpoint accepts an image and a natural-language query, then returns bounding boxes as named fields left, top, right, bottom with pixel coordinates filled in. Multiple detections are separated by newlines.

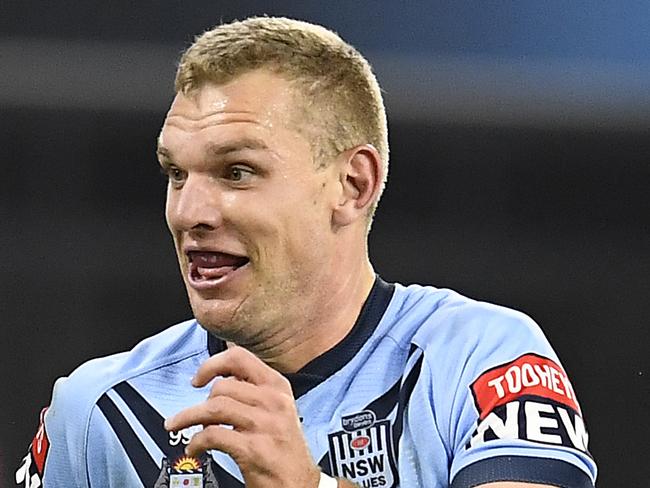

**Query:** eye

left=227, top=165, right=255, bottom=183
left=160, top=165, right=186, bottom=186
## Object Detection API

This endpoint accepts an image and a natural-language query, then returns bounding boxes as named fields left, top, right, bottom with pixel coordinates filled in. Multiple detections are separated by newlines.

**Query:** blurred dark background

left=1, top=1, right=648, bottom=486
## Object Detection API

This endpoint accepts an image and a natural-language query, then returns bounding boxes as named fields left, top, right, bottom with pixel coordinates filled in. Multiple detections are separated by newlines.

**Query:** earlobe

left=332, top=145, right=383, bottom=228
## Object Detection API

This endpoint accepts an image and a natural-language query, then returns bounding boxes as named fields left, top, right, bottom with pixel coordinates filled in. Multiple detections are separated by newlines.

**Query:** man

left=17, top=17, right=596, bottom=488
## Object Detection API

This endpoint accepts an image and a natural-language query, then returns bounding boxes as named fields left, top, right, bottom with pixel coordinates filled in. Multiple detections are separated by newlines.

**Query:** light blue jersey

left=16, top=278, right=597, bottom=487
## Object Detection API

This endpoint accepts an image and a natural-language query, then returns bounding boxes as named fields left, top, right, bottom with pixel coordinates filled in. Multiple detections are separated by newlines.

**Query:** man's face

left=158, top=70, right=340, bottom=344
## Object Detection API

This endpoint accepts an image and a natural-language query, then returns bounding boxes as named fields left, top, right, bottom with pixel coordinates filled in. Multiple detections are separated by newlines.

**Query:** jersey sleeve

left=421, top=301, right=597, bottom=487
left=15, top=377, right=90, bottom=488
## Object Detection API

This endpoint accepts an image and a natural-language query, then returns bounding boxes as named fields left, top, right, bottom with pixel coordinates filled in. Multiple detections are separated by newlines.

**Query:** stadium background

left=1, top=2, right=648, bottom=486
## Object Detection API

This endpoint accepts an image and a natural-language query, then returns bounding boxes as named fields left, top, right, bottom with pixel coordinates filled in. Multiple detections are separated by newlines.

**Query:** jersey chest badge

left=328, top=410, right=397, bottom=488
left=153, top=455, right=219, bottom=488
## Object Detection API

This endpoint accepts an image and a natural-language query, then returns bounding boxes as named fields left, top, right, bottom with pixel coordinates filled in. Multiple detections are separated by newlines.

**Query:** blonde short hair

left=175, top=16, right=389, bottom=217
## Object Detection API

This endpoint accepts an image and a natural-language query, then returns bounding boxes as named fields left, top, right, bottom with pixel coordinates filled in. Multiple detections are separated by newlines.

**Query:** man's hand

left=164, top=346, right=321, bottom=488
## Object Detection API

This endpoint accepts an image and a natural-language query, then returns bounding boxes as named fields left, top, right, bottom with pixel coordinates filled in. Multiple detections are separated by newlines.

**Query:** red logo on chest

left=350, top=435, right=370, bottom=450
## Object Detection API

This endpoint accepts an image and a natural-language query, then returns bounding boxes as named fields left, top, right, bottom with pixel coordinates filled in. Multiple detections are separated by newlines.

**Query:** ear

left=332, top=144, right=384, bottom=228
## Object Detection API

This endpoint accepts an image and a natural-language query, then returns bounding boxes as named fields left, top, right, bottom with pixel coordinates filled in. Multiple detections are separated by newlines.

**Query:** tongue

left=191, top=252, right=249, bottom=281
left=191, top=252, right=247, bottom=268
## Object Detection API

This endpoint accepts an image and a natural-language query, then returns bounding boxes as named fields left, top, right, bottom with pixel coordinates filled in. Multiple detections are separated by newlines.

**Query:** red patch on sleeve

left=471, top=353, right=581, bottom=420
left=30, top=407, right=50, bottom=474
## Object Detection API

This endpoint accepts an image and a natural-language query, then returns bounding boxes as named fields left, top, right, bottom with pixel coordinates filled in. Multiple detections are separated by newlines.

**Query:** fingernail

left=163, top=418, right=171, bottom=430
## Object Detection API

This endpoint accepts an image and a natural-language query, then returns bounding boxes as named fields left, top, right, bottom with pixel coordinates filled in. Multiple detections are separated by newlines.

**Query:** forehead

left=167, top=71, right=297, bottom=127
left=159, top=71, right=308, bottom=157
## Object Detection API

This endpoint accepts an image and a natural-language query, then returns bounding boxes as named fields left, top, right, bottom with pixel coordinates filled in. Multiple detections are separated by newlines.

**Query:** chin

left=192, top=301, right=231, bottom=326
left=189, top=298, right=246, bottom=339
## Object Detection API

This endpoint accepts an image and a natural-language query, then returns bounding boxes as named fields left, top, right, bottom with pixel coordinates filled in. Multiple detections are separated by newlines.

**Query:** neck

left=239, top=258, right=376, bottom=373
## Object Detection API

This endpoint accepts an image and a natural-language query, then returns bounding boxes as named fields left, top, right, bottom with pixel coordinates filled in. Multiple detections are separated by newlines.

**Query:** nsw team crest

left=328, top=410, right=397, bottom=487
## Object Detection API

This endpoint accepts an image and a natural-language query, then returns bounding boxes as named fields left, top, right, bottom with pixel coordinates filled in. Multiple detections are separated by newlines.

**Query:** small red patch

left=350, top=435, right=370, bottom=450
left=471, top=353, right=581, bottom=420
left=30, top=407, right=50, bottom=474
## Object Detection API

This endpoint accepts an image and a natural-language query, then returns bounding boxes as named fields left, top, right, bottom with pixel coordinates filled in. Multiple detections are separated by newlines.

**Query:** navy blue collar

left=207, top=276, right=395, bottom=398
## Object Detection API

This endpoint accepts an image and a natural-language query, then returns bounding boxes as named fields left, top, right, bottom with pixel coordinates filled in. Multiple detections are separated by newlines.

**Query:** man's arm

left=412, top=304, right=596, bottom=488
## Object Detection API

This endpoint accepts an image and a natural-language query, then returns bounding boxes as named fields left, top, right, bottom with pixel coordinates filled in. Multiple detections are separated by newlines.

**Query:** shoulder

left=59, top=319, right=204, bottom=399
left=384, top=283, right=564, bottom=411
left=385, top=283, right=596, bottom=486
left=45, top=319, right=206, bottom=437
left=387, top=283, right=548, bottom=359
left=23, top=319, right=207, bottom=486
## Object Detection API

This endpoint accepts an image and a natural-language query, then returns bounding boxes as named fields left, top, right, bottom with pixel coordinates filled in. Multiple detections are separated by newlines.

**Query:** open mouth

left=187, top=251, right=250, bottom=285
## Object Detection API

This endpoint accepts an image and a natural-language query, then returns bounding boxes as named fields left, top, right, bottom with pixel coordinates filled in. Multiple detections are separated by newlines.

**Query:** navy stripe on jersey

left=97, top=393, right=159, bottom=487
left=451, top=455, right=594, bottom=488
left=391, top=345, right=425, bottom=482
left=112, top=380, right=244, bottom=486
left=318, top=452, right=332, bottom=475
left=366, top=375, right=401, bottom=419
left=392, top=345, right=424, bottom=444
left=113, top=381, right=183, bottom=457
left=388, top=344, right=424, bottom=486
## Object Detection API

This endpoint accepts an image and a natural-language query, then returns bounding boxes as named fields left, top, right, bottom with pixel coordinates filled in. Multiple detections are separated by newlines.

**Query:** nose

left=166, top=173, right=223, bottom=233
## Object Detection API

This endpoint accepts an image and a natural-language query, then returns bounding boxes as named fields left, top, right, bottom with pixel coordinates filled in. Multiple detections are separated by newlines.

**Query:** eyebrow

left=156, top=138, right=269, bottom=161
left=156, top=145, right=172, bottom=160
left=207, top=138, right=269, bottom=156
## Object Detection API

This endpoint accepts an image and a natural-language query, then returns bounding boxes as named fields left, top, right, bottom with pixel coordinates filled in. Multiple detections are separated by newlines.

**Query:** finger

left=184, top=424, right=246, bottom=458
left=209, top=378, right=298, bottom=418
left=193, top=346, right=287, bottom=389
left=208, top=376, right=263, bottom=406
left=164, top=395, right=258, bottom=432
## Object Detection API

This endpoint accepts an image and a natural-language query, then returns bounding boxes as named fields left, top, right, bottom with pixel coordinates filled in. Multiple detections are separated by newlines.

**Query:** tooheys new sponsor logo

left=468, top=353, right=590, bottom=453
left=328, top=410, right=397, bottom=488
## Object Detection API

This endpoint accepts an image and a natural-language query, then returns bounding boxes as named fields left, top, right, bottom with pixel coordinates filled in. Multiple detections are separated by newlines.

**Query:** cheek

left=226, top=179, right=332, bottom=260
left=242, top=206, right=314, bottom=267
left=281, top=208, right=331, bottom=264
left=164, top=193, right=187, bottom=258
left=220, top=191, right=238, bottom=208
left=164, top=188, right=176, bottom=230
